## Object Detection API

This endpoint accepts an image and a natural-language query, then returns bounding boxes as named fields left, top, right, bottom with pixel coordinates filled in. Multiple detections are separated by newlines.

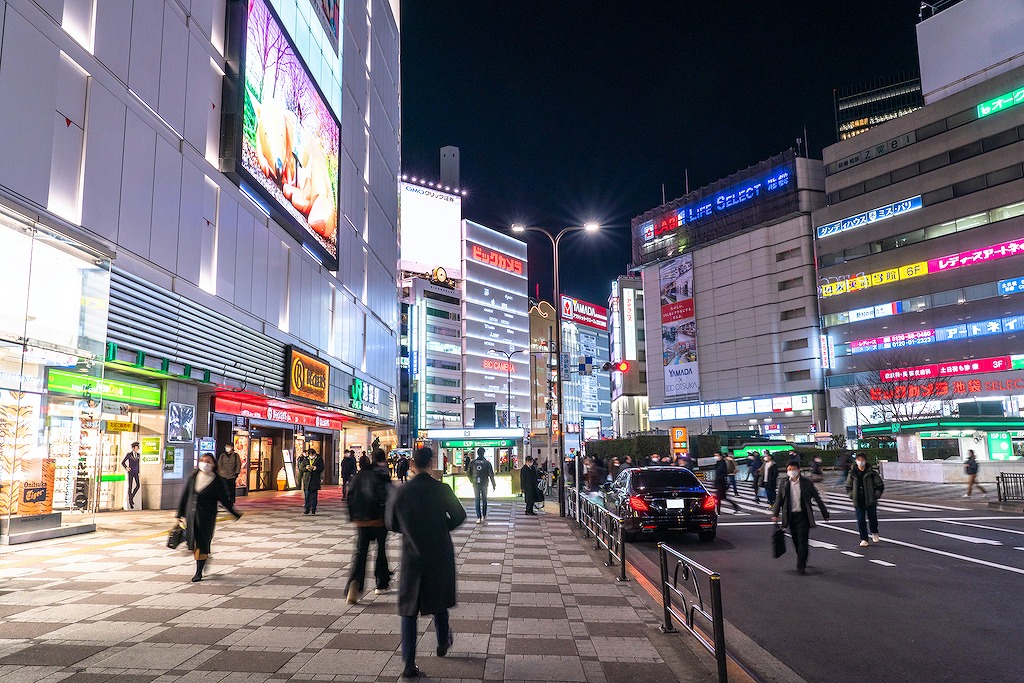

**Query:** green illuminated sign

left=977, top=86, right=1024, bottom=118
left=987, top=432, right=1014, bottom=460
left=46, top=369, right=162, bottom=407
left=439, top=439, right=516, bottom=448
left=1012, top=354, right=1024, bottom=370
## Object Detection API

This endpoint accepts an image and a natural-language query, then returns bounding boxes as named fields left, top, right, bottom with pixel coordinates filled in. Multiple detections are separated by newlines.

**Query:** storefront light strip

left=820, top=235, right=1024, bottom=299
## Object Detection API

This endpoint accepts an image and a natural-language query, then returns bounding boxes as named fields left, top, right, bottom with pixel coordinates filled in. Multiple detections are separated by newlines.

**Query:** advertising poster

left=241, top=0, right=340, bottom=264
left=660, top=255, right=700, bottom=401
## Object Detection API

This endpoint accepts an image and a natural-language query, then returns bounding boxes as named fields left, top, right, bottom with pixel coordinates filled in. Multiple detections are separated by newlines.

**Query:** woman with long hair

left=176, top=453, right=242, bottom=582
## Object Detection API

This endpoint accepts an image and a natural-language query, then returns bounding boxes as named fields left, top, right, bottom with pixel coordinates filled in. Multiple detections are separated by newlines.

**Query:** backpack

left=470, top=458, right=488, bottom=483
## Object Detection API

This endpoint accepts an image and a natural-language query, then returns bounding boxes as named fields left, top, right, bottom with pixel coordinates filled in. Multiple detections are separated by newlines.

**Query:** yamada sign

left=561, top=296, right=608, bottom=331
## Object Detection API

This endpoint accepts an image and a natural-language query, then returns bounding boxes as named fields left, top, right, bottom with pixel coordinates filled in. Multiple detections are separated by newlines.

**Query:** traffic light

left=601, top=360, right=630, bottom=372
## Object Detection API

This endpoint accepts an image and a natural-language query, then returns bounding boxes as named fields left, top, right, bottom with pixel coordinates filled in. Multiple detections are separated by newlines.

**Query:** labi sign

left=287, top=347, right=330, bottom=404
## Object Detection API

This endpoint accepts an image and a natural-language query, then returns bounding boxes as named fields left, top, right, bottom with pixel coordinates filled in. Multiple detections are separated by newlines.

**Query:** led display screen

left=239, top=0, right=340, bottom=267
left=399, top=183, right=462, bottom=275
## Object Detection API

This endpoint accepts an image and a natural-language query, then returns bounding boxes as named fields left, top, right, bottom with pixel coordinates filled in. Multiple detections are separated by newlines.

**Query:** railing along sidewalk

left=996, top=472, right=1024, bottom=502
left=564, top=487, right=628, bottom=582
left=657, top=543, right=728, bottom=683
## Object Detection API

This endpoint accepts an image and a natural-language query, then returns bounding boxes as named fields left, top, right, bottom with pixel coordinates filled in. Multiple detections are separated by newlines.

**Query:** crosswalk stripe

left=870, top=560, right=896, bottom=567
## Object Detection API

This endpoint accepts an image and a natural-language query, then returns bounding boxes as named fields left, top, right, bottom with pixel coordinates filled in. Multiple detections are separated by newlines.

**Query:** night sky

left=399, top=1, right=923, bottom=305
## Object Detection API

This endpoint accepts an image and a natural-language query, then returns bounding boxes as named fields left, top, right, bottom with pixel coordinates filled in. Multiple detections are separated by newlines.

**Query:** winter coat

left=520, top=464, right=539, bottom=494
left=846, top=466, right=884, bottom=507
left=771, top=476, right=829, bottom=529
left=386, top=472, right=467, bottom=617
left=965, top=457, right=980, bottom=475
left=467, top=456, right=496, bottom=489
left=760, top=462, right=778, bottom=489
left=713, top=458, right=729, bottom=494
left=216, top=450, right=241, bottom=479
left=298, top=454, right=325, bottom=491
left=348, top=465, right=392, bottom=523
left=176, top=471, right=240, bottom=554
left=341, top=455, right=358, bottom=481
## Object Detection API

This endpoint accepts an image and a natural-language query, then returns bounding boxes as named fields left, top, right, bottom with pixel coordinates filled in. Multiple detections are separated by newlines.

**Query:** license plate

left=665, top=499, right=688, bottom=509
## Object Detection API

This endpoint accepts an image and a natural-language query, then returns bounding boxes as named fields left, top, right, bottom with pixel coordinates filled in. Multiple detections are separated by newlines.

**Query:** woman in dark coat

left=176, top=453, right=242, bottom=582
left=386, top=447, right=467, bottom=679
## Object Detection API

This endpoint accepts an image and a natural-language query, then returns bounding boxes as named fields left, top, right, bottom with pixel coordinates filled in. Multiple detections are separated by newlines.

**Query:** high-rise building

left=834, top=71, right=924, bottom=141
left=609, top=277, right=649, bottom=436
left=0, top=0, right=400, bottom=542
left=528, top=300, right=560, bottom=467
left=636, top=150, right=828, bottom=441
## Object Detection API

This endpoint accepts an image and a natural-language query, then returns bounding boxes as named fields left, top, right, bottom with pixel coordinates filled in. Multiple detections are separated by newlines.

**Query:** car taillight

left=628, top=495, right=650, bottom=512
left=702, top=495, right=717, bottom=511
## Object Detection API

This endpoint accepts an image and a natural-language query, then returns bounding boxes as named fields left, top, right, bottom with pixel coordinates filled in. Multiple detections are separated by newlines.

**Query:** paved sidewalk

left=0, top=487, right=716, bottom=683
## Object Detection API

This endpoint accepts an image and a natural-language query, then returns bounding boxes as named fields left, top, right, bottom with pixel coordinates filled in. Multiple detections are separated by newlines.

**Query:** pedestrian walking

left=589, top=456, right=608, bottom=492
left=846, top=453, right=884, bottom=547
left=521, top=455, right=540, bottom=515
left=121, top=441, right=142, bottom=509
left=467, top=447, right=496, bottom=523
left=341, top=450, right=357, bottom=500
left=216, top=441, right=242, bottom=505
left=836, top=452, right=853, bottom=486
left=359, top=451, right=371, bottom=471
left=809, top=455, right=825, bottom=495
left=386, top=447, right=467, bottom=679
left=725, top=454, right=738, bottom=496
left=745, top=452, right=759, bottom=482
left=713, top=453, right=739, bottom=512
left=396, top=455, right=410, bottom=482
left=771, top=461, right=830, bottom=574
left=346, top=449, right=393, bottom=604
left=299, top=448, right=325, bottom=515
left=963, top=450, right=988, bottom=497
left=760, top=454, right=779, bottom=508
left=175, top=453, right=242, bottom=582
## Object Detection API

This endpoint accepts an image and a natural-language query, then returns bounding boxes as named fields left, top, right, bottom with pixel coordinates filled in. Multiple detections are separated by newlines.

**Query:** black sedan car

left=601, top=466, right=718, bottom=542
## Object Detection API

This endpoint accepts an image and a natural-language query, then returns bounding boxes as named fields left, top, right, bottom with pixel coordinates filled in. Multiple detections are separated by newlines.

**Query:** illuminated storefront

left=0, top=206, right=111, bottom=544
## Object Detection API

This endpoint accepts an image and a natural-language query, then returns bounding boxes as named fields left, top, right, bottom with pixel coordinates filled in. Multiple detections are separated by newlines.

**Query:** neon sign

left=977, top=85, right=1024, bottom=119
left=482, top=358, right=516, bottom=373
left=879, top=355, right=1014, bottom=382
left=561, top=295, right=608, bottom=330
left=816, top=196, right=922, bottom=239
left=643, top=164, right=792, bottom=242
left=820, top=236, right=1024, bottom=299
left=470, top=244, right=524, bottom=276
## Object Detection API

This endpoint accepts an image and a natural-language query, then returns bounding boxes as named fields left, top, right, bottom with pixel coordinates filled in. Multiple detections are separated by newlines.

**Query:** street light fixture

left=507, top=222, right=600, bottom=517
left=489, top=348, right=526, bottom=428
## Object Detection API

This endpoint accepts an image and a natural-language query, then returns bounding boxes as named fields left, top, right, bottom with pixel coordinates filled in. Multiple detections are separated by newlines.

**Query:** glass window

left=925, top=220, right=956, bottom=240
left=991, top=200, right=1024, bottom=222
left=955, top=213, right=988, bottom=231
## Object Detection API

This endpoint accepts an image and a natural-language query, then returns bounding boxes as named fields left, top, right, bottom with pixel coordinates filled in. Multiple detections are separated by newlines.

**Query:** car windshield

left=632, top=469, right=702, bottom=491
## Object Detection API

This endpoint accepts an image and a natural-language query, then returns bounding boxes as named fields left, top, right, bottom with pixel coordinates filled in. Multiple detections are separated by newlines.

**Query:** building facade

left=0, top=0, right=400, bottom=542
left=560, top=295, right=612, bottom=453
left=636, top=151, right=829, bottom=442
left=528, top=300, right=560, bottom=467
left=834, top=70, right=924, bottom=141
left=609, top=276, right=649, bottom=436
left=815, top=63, right=1024, bottom=463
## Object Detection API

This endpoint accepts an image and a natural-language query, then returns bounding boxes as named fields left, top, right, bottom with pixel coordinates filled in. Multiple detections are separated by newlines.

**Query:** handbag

left=771, top=524, right=787, bottom=558
left=167, top=523, right=185, bottom=550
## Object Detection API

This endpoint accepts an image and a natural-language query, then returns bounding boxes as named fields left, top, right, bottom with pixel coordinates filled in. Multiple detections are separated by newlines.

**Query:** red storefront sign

left=869, top=376, right=1024, bottom=402
left=214, top=393, right=348, bottom=430
left=560, top=295, right=609, bottom=331
left=470, top=244, right=524, bottom=276
left=880, top=356, right=1011, bottom=382
left=482, top=358, right=516, bottom=373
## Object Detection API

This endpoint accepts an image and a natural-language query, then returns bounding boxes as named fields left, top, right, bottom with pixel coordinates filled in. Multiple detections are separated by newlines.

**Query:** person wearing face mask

left=771, top=462, right=830, bottom=574
left=216, top=442, right=242, bottom=504
left=846, top=454, right=884, bottom=547
left=176, top=454, right=243, bottom=582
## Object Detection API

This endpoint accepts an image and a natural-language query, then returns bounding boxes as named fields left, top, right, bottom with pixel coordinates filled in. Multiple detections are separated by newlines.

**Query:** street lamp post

left=511, top=222, right=599, bottom=517
left=489, top=348, right=525, bottom=428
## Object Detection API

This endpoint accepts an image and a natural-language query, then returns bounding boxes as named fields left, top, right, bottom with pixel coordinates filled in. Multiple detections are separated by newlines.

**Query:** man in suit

left=386, top=447, right=467, bottom=679
left=771, top=461, right=830, bottom=574
left=520, top=455, right=539, bottom=515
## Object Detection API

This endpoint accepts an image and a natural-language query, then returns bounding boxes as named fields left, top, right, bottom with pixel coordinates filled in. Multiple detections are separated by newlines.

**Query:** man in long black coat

left=771, top=461, right=830, bottom=574
left=520, top=455, right=539, bottom=515
left=386, top=447, right=467, bottom=679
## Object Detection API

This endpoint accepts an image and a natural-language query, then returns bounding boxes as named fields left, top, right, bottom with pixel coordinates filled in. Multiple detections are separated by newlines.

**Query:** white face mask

left=199, top=462, right=215, bottom=474
left=857, top=460, right=866, bottom=469
left=788, top=470, right=800, bottom=481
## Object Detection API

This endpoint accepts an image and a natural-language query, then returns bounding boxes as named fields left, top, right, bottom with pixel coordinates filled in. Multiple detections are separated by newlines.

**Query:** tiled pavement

left=0, top=487, right=716, bottom=683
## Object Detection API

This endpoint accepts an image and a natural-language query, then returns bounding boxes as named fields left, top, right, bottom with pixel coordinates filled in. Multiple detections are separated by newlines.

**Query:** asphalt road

left=624, top=480, right=1024, bottom=683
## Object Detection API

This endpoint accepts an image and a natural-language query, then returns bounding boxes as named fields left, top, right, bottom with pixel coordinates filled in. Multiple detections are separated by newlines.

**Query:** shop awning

left=213, top=391, right=350, bottom=431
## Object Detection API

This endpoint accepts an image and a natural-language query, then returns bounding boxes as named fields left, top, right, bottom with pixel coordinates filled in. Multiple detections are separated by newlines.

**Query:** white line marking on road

left=1015, top=547, right=1024, bottom=551
left=920, top=529, right=1003, bottom=545
left=841, top=551, right=863, bottom=557
left=808, top=539, right=838, bottom=549
left=718, top=515, right=1024, bottom=527
left=942, top=520, right=1024, bottom=536
left=819, top=523, right=1024, bottom=576
left=870, top=560, right=896, bottom=567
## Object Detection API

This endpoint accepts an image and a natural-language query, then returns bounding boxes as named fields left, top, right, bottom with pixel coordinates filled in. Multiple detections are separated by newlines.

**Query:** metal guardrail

left=565, top=487, right=628, bottom=582
left=657, top=543, right=728, bottom=683
left=996, top=472, right=1024, bottom=502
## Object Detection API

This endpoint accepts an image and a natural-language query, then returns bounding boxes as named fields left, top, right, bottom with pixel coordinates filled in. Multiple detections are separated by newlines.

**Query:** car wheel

left=697, top=529, right=716, bottom=543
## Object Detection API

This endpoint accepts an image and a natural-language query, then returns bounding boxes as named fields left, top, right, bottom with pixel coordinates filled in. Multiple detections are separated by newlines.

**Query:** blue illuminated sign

left=935, top=324, right=967, bottom=342
left=644, top=164, right=793, bottom=242
left=998, top=276, right=1024, bottom=295
left=816, top=195, right=923, bottom=239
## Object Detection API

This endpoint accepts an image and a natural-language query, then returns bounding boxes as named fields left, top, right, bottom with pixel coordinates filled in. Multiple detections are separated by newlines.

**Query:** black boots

left=192, top=558, right=206, bottom=582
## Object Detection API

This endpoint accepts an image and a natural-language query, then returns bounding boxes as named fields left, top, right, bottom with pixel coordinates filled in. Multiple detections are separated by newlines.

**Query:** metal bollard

left=617, top=523, right=628, bottom=582
left=658, top=543, right=675, bottom=633
left=710, top=573, right=727, bottom=682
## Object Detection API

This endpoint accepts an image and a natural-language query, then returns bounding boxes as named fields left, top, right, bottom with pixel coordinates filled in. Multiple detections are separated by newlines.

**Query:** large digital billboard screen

left=660, top=255, right=699, bottom=401
left=240, top=0, right=340, bottom=267
left=399, top=183, right=462, bottom=275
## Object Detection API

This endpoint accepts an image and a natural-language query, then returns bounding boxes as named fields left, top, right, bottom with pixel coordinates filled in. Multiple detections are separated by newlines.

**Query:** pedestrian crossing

left=714, top=480, right=966, bottom=516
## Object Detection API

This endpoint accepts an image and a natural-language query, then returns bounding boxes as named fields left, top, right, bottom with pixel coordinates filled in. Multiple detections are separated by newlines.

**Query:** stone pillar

left=896, top=434, right=922, bottom=462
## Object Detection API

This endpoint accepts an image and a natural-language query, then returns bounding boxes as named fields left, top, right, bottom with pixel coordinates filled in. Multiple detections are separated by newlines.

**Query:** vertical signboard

left=659, top=255, right=699, bottom=401
left=623, top=287, right=637, bottom=360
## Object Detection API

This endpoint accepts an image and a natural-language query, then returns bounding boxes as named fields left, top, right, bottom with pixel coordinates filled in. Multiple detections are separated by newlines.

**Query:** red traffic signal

left=601, top=360, right=630, bottom=372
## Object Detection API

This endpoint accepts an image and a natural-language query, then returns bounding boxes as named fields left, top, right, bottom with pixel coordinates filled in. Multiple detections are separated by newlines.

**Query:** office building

left=0, top=0, right=400, bottom=543
left=834, top=71, right=924, bottom=141
left=637, top=150, right=828, bottom=441
left=560, top=295, right=612, bottom=453
left=609, top=277, right=649, bottom=436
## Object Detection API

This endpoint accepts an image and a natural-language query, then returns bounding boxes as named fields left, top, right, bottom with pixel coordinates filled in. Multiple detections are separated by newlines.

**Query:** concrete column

left=896, top=434, right=922, bottom=462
